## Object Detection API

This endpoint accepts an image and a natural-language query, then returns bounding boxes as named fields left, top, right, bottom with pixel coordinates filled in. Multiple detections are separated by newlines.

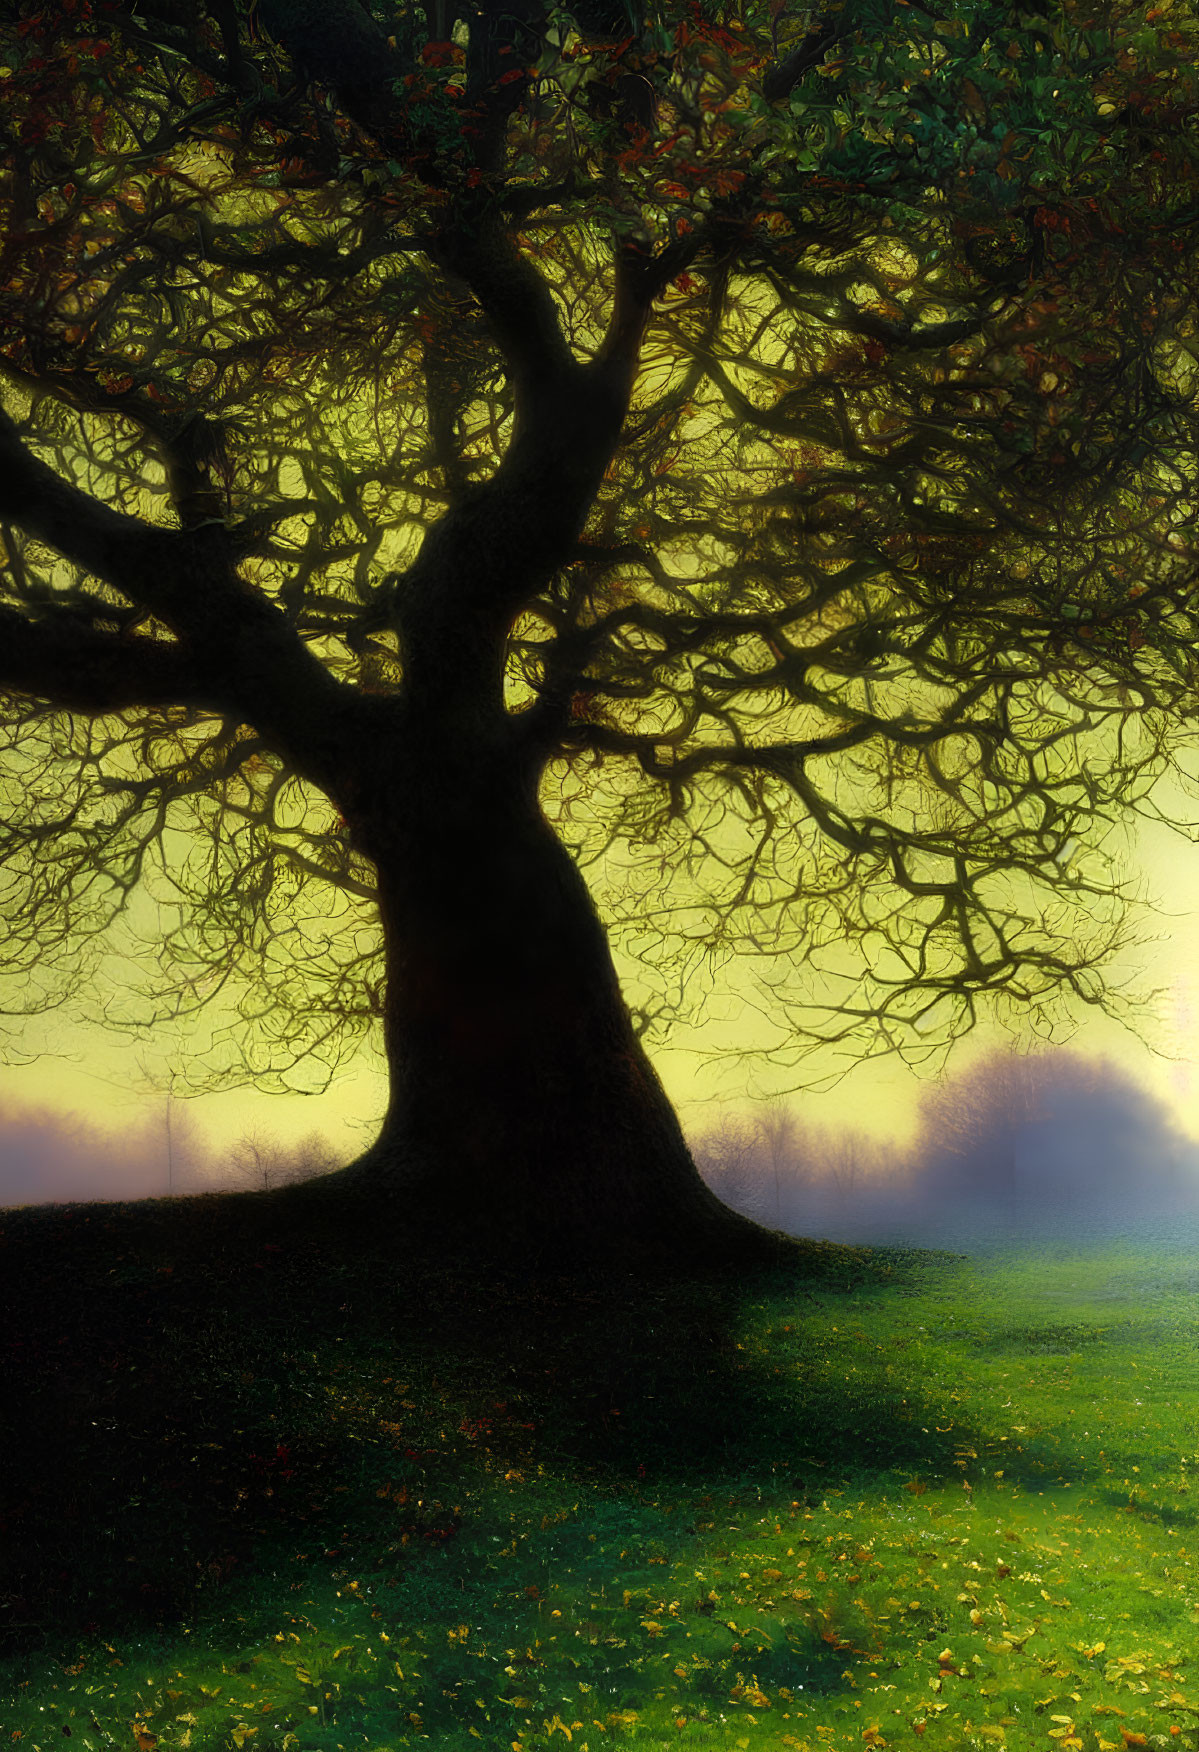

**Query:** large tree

left=0, top=0, right=1195, bottom=1261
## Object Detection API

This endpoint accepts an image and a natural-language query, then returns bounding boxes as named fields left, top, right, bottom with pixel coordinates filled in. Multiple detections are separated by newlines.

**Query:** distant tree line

left=693, top=1050, right=1199, bottom=1244
left=206, top=1129, right=341, bottom=1195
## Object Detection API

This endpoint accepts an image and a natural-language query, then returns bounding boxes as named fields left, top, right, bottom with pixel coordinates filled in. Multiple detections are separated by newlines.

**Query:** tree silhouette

left=0, top=0, right=1195, bottom=1260
left=218, top=1126, right=338, bottom=1191
left=912, top=1047, right=1194, bottom=1219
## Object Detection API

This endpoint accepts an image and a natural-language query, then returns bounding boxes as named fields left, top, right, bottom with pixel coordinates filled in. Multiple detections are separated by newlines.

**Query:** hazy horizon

left=693, top=1045, right=1199, bottom=1250
left=5, top=1045, right=1198, bottom=1255
left=0, top=1096, right=337, bottom=1208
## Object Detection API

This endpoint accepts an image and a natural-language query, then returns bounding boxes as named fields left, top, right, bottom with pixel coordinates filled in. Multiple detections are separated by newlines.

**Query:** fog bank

left=0, top=1099, right=337, bottom=1207
left=693, top=1049, right=1199, bottom=1249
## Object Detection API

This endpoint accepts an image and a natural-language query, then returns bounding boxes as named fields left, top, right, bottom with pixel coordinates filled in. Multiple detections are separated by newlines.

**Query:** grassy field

left=3, top=1193, right=1198, bottom=1752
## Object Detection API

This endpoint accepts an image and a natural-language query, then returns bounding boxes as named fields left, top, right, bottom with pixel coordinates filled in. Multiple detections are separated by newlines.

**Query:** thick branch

left=433, top=203, right=580, bottom=396
left=0, top=607, right=222, bottom=714
left=762, top=12, right=849, bottom=103
left=595, top=239, right=679, bottom=387
left=569, top=699, right=997, bottom=784
left=0, top=407, right=367, bottom=796
left=253, top=0, right=402, bottom=134
left=0, top=403, right=224, bottom=640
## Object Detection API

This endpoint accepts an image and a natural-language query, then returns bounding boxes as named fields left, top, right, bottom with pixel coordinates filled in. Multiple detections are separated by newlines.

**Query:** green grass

left=4, top=1193, right=1199, bottom=1752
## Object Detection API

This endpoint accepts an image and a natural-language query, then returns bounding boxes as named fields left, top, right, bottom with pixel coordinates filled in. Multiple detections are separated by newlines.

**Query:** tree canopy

left=0, top=0, right=1197, bottom=1123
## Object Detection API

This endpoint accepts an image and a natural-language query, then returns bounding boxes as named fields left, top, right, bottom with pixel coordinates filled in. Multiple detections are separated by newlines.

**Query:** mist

left=0, top=1098, right=338, bottom=1208
left=6, top=1045, right=1196, bottom=1245
left=692, top=1048, right=1199, bottom=1250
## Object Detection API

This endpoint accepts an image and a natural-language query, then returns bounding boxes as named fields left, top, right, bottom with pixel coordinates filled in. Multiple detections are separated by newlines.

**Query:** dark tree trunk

left=332, top=731, right=786, bottom=1268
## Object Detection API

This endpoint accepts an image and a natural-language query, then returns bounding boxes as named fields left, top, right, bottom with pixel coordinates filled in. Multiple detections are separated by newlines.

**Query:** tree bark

left=328, top=733, right=785, bottom=1268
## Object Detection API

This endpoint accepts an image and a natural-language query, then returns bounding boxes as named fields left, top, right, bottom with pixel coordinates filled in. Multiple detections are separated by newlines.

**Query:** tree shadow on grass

left=0, top=1190, right=1083, bottom=1664
left=430, top=1256, right=1087, bottom=1499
